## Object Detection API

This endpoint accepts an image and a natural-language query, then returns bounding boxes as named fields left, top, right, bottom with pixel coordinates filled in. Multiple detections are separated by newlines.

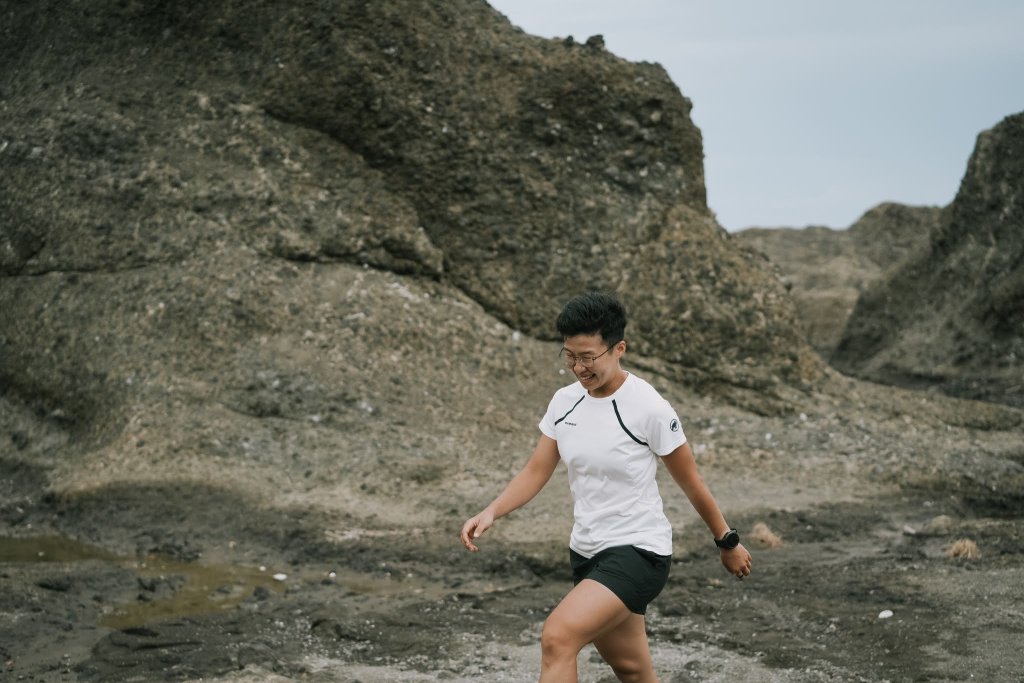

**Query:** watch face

left=717, top=530, right=740, bottom=549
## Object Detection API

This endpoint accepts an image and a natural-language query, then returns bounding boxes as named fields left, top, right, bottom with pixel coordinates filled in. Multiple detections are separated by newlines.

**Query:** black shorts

left=570, top=545, right=671, bottom=615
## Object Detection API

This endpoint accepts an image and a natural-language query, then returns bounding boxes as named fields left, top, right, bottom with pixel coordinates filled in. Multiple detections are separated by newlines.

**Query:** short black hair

left=555, top=291, right=627, bottom=346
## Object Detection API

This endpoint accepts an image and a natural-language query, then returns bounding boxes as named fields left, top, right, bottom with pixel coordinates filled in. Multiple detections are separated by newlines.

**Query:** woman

left=460, top=291, right=752, bottom=683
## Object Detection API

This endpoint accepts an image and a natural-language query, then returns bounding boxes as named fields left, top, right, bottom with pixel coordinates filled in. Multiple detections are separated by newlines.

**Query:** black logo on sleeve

left=670, top=419, right=680, bottom=432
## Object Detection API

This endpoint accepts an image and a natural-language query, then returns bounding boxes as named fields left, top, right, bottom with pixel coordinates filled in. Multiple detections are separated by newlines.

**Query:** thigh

left=572, top=546, right=671, bottom=615
left=545, top=578, right=634, bottom=647
left=593, top=612, right=656, bottom=680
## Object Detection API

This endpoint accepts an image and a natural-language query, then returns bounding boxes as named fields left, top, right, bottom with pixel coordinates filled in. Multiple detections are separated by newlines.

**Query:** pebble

left=878, top=609, right=894, bottom=619
left=923, top=515, right=955, bottom=536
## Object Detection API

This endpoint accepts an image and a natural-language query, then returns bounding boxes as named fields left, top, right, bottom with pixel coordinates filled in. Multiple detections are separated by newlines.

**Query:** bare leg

left=539, top=579, right=634, bottom=683
left=593, top=612, right=659, bottom=683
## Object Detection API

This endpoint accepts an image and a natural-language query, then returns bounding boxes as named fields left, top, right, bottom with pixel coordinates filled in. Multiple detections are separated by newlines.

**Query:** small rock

left=137, top=577, right=159, bottom=592
left=923, top=515, right=955, bottom=536
left=878, top=609, right=894, bottom=619
left=37, top=576, right=72, bottom=592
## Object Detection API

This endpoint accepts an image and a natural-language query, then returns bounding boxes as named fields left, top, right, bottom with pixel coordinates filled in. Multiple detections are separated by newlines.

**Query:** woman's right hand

left=460, top=508, right=495, bottom=552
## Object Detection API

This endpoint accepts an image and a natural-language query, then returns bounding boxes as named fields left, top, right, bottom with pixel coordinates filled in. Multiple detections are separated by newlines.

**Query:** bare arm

left=662, top=442, right=753, bottom=578
left=460, top=434, right=560, bottom=552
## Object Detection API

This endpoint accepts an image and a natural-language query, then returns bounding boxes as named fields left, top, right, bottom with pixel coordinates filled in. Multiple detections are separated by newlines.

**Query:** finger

left=460, top=521, right=479, bottom=550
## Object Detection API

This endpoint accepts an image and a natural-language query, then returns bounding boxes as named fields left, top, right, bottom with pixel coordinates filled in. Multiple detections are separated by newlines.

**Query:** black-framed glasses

left=559, top=346, right=612, bottom=369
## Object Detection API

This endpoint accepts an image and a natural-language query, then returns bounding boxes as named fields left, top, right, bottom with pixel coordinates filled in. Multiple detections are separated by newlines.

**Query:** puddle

left=0, top=535, right=120, bottom=563
left=0, top=535, right=446, bottom=630
left=0, top=535, right=287, bottom=629
left=102, top=553, right=288, bottom=630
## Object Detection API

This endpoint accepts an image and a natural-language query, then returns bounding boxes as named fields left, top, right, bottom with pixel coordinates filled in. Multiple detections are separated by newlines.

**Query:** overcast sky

left=487, top=1, right=1024, bottom=230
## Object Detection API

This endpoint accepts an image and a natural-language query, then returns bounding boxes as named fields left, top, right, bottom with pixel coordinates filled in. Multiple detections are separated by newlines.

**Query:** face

left=562, top=333, right=626, bottom=397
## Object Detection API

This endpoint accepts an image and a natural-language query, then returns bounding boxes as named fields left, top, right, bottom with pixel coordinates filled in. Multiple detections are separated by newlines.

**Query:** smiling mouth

left=577, top=372, right=596, bottom=383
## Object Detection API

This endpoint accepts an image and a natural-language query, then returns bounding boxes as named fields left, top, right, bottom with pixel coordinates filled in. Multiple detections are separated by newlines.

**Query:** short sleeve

left=539, top=385, right=586, bottom=440
left=645, top=398, right=687, bottom=456
left=538, top=393, right=561, bottom=440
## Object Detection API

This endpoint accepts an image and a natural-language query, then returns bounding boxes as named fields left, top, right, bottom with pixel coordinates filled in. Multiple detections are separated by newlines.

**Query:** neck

left=589, top=369, right=628, bottom=398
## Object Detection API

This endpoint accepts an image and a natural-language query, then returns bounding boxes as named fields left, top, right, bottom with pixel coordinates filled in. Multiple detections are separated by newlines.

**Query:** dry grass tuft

left=945, top=538, right=980, bottom=560
left=749, top=522, right=783, bottom=549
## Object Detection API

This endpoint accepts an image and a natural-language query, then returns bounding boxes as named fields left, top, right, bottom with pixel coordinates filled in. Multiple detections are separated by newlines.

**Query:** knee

left=605, top=654, right=651, bottom=683
left=540, top=618, right=580, bottom=659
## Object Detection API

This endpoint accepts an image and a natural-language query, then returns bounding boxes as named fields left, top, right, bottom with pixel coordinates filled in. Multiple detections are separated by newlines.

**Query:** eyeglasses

left=560, top=346, right=612, bottom=369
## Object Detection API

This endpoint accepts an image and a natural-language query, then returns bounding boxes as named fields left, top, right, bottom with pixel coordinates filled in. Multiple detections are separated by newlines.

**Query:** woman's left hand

left=720, top=543, right=752, bottom=580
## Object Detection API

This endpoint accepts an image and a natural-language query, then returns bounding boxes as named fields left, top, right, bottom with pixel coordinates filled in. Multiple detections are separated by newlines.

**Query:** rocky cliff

left=831, top=113, right=1024, bottom=407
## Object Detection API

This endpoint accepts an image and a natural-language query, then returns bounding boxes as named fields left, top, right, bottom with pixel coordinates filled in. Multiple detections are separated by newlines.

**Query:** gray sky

left=487, top=1, right=1024, bottom=230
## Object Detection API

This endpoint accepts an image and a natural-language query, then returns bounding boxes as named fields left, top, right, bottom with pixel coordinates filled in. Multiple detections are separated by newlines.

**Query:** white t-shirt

left=539, top=372, right=687, bottom=558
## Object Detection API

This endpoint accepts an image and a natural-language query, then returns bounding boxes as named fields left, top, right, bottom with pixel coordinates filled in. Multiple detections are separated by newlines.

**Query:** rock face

left=0, top=0, right=819, bottom=507
left=832, top=113, right=1024, bottom=407
left=737, top=203, right=941, bottom=360
left=255, top=1, right=822, bottom=399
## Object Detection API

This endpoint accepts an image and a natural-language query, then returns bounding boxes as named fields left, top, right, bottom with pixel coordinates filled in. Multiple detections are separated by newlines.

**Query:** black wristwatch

left=714, top=528, right=740, bottom=550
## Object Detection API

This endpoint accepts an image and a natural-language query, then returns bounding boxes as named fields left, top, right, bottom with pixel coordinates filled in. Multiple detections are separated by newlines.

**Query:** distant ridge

left=832, top=112, right=1024, bottom=407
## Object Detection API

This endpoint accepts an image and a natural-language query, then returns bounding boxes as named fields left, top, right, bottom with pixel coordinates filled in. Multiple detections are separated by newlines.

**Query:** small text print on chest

left=564, top=421, right=578, bottom=426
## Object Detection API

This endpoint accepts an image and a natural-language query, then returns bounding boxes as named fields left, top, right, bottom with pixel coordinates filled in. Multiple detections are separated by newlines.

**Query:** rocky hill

left=0, top=0, right=829, bottom=541
left=0, top=0, right=819, bottom=450
left=832, top=113, right=1024, bottom=407
left=737, top=203, right=942, bottom=359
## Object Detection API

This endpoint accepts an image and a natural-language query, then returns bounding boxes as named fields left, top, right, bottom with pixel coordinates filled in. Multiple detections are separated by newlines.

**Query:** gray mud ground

left=3, top=381, right=1024, bottom=682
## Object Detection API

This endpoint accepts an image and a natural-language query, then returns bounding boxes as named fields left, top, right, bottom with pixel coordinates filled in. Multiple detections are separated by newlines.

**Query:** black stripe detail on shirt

left=612, top=399, right=648, bottom=446
left=554, top=395, right=586, bottom=426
